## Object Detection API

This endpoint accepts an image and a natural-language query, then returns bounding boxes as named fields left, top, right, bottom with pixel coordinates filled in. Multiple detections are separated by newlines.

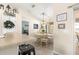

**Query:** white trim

left=53, top=50, right=62, bottom=55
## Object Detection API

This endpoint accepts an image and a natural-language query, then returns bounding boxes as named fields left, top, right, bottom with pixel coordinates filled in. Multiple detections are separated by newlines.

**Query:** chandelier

left=0, top=4, right=17, bottom=17
left=41, top=12, right=46, bottom=25
left=40, top=12, right=47, bottom=33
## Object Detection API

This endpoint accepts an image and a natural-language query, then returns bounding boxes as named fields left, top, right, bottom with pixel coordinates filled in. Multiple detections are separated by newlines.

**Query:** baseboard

left=53, top=50, right=62, bottom=55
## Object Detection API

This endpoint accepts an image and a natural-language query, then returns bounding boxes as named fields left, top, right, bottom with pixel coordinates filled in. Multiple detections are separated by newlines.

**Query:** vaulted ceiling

left=12, top=3, right=54, bottom=20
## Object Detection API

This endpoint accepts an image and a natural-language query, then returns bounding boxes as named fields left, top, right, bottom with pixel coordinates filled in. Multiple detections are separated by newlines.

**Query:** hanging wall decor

left=0, top=4, right=18, bottom=17
left=58, top=23, right=65, bottom=29
left=56, top=12, right=67, bottom=22
left=33, top=24, right=38, bottom=29
left=4, top=20, right=15, bottom=29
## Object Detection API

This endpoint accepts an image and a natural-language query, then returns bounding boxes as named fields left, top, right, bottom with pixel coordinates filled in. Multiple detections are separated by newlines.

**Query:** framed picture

left=33, top=24, right=38, bottom=29
left=58, top=23, right=65, bottom=29
left=56, top=12, right=67, bottom=22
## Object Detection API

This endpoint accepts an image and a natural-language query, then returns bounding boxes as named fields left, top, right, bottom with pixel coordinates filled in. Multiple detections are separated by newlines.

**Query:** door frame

left=68, top=3, right=79, bottom=54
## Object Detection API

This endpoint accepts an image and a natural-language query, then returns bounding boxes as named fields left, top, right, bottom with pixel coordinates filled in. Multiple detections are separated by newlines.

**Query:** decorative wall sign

left=4, top=20, right=15, bottom=29
left=33, top=24, right=38, bottom=29
left=56, top=13, right=67, bottom=22
left=58, top=23, right=65, bottom=29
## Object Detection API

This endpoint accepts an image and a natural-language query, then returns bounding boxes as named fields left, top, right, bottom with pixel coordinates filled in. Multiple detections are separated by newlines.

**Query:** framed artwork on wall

left=56, top=12, right=67, bottom=22
left=58, top=23, right=65, bottom=29
left=33, top=24, right=38, bottom=29
left=22, top=21, right=29, bottom=35
left=4, top=20, right=15, bottom=29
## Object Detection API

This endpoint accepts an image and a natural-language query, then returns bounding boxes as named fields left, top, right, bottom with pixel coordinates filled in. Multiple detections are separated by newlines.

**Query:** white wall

left=0, top=9, right=4, bottom=38
left=53, top=3, right=75, bottom=54
left=16, top=8, right=40, bottom=36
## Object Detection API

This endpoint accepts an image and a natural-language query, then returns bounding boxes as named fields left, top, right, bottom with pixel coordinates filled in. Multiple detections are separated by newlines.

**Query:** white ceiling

left=12, top=3, right=54, bottom=20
